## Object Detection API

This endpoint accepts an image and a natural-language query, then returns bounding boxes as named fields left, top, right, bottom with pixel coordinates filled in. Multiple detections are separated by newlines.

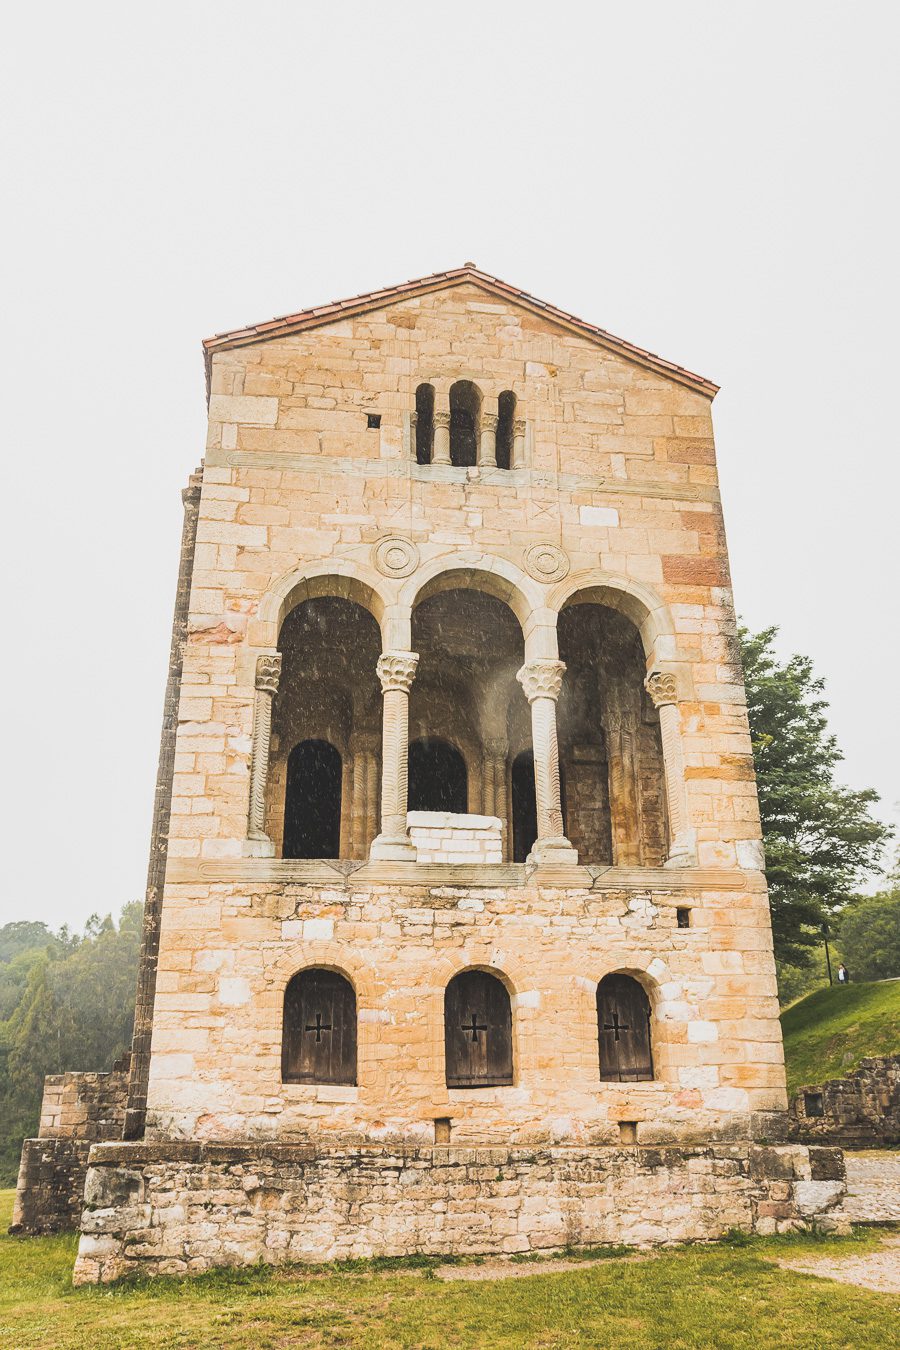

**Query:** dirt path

left=777, top=1234, right=900, bottom=1294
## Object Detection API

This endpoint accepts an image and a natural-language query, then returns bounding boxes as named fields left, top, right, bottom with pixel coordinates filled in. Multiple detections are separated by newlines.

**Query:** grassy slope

left=1, top=1192, right=898, bottom=1350
left=781, top=979, right=900, bottom=1096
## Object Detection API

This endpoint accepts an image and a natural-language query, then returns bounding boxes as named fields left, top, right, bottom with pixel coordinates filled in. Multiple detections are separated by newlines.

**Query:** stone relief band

left=248, top=653, right=282, bottom=839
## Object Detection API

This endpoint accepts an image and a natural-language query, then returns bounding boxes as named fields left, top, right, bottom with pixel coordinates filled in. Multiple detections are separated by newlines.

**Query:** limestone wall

left=72, top=1139, right=847, bottom=1284
left=143, top=869, right=786, bottom=1145
left=177, top=281, right=759, bottom=874
left=126, top=279, right=785, bottom=1159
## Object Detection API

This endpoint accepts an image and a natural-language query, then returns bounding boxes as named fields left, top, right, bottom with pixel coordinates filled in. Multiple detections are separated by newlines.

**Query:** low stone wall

left=406, top=812, right=503, bottom=864
left=73, top=1139, right=846, bottom=1284
left=788, top=1055, right=900, bottom=1148
left=11, top=1056, right=130, bottom=1235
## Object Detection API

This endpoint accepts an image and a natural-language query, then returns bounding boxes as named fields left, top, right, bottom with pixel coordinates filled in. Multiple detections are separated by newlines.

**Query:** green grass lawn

left=1, top=1191, right=898, bottom=1350
left=781, top=979, right=900, bottom=1096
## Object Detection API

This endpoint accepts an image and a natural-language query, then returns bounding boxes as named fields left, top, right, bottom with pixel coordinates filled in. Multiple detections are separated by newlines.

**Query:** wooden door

left=445, top=970, right=513, bottom=1087
left=597, top=974, right=653, bottom=1082
left=282, top=969, right=357, bottom=1084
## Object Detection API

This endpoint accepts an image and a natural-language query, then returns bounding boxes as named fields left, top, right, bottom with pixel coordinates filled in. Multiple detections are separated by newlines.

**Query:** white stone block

left=736, top=838, right=766, bottom=871
left=218, top=977, right=251, bottom=1007
left=579, top=505, right=619, bottom=528
left=303, top=918, right=335, bottom=941
left=687, top=1020, right=718, bottom=1043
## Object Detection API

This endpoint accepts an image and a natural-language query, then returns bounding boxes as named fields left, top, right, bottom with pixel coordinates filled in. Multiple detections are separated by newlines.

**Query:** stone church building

left=15, top=265, right=846, bottom=1279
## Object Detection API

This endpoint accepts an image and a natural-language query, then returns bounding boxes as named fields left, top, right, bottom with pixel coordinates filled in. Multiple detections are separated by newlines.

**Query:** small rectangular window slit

left=804, top=1093, right=824, bottom=1118
left=434, top=1117, right=451, bottom=1143
left=676, top=907, right=691, bottom=929
left=618, top=1121, right=638, bottom=1145
left=366, top=413, right=381, bottom=429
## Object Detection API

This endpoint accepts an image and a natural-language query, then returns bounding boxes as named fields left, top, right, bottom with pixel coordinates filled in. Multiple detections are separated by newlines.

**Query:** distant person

left=837, top=963, right=850, bottom=984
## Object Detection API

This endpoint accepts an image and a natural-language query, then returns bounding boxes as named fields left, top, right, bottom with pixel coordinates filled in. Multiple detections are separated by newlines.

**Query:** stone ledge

left=165, top=858, right=759, bottom=891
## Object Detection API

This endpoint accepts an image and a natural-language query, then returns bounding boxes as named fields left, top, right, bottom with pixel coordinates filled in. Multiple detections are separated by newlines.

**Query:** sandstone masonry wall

left=73, top=1139, right=847, bottom=1284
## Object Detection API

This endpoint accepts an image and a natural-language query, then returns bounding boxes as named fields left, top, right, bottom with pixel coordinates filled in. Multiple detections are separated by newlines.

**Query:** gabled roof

left=202, top=264, right=718, bottom=398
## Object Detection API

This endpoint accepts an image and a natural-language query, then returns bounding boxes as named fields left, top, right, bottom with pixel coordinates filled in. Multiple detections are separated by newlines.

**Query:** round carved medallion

left=373, top=536, right=420, bottom=578
left=523, top=543, right=570, bottom=583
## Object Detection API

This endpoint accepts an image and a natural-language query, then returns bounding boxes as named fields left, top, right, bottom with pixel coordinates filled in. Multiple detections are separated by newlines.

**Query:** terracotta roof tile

left=202, top=265, right=717, bottom=398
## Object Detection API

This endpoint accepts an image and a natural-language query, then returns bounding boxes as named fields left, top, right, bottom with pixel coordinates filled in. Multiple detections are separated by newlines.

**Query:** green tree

left=838, top=888, right=900, bottom=981
left=739, top=626, right=891, bottom=965
left=0, top=903, right=142, bottom=1185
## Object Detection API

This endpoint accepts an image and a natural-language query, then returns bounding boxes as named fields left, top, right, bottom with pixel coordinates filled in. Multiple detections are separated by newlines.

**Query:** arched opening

left=283, top=740, right=342, bottom=858
left=511, top=750, right=537, bottom=862
left=496, top=390, right=516, bottom=470
left=408, top=737, right=467, bottom=813
left=410, top=586, right=526, bottom=850
left=557, top=602, right=667, bottom=866
left=415, top=382, right=434, bottom=464
left=272, top=596, right=382, bottom=859
left=596, top=973, right=653, bottom=1082
left=445, top=970, right=513, bottom=1087
left=282, top=968, right=357, bottom=1085
left=449, top=380, right=481, bottom=467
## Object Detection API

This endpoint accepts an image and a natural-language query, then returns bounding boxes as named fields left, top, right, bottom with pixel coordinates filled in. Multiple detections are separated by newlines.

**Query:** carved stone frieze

left=523, top=542, right=570, bottom=584
left=373, top=536, right=420, bottom=579
left=255, top=653, right=282, bottom=694
left=517, top=659, right=566, bottom=703
left=644, top=671, right=678, bottom=708
left=376, top=650, right=419, bottom=694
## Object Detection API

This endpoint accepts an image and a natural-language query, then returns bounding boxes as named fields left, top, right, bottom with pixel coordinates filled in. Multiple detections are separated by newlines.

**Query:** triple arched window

left=415, top=381, right=518, bottom=469
left=281, top=968, right=653, bottom=1087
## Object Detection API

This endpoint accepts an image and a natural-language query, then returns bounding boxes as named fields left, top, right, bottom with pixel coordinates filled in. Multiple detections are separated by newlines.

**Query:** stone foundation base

left=12, top=1138, right=93, bottom=1235
left=73, top=1140, right=847, bottom=1284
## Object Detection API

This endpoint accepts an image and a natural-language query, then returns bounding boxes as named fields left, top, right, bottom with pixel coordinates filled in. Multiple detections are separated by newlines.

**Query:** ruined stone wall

left=72, top=1139, right=847, bottom=1284
left=788, top=1055, right=900, bottom=1148
left=11, top=1058, right=129, bottom=1234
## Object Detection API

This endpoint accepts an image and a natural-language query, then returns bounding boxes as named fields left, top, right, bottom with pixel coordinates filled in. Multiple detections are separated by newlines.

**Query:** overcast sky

left=2, top=3, right=897, bottom=930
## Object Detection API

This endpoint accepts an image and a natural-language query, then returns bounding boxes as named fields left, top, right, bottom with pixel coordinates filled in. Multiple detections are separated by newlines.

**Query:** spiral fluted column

left=370, top=651, right=419, bottom=861
left=516, top=659, right=578, bottom=866
left=644, top=671, right=696, bottom=866
left=248, top=653, right=282, bottom=841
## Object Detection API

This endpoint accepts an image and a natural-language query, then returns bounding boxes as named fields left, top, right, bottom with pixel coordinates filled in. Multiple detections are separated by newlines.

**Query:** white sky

left=2, top=3, right=897, bottom=930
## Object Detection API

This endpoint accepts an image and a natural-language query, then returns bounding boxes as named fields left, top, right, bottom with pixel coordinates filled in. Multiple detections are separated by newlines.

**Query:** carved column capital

left=513, top=418, right=526, bottom=437
left=255, top=653, right=282, bottom=694
left=517, top=659, right=566, bottom=704
left=481, top=412, right=499, bottom=432
left=433, top=410, right=451, bottom=430
left=644, top=671, right=678, bottom=708
left=376, top=650, right=419, bottom=695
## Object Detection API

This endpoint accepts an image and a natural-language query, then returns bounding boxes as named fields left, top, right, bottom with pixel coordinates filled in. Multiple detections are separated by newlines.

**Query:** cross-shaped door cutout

left=603, top=1010, right=630, bottom=1041
left=463, top=1012, right=488, bottom=1042
left=305, top=1011, right=332, bottom=1042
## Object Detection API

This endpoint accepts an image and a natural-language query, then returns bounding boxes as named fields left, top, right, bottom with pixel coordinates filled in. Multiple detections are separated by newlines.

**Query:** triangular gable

left=202, top=264, right=718, bottom=399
